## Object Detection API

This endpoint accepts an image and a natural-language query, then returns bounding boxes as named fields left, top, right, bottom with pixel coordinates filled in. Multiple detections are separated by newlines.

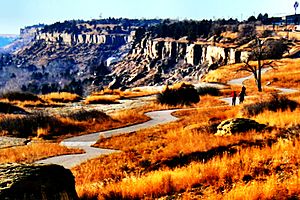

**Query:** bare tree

left=238, top=38, right=274, bottom=92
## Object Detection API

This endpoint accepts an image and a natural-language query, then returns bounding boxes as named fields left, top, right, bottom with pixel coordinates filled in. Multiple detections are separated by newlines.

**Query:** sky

left=0, top=0, right=298, bottom=34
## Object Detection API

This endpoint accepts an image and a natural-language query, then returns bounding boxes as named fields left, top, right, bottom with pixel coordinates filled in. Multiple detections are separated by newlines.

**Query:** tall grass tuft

left=157, top=83, right=200, bottom=105
left=1, top=91, right=42, bottom=102
left=85, top=95, right=120, bottom=104
left=197, top=86, right=220, bottom=96
left=41, top=92, right=82, bottom=103
left=61, top=109, right=111, bottom=122
left=242, top=94, right=299, bottom=117
left=0, top=102, right=27, bottom=114
left=0, top=112, right=84, bottom=138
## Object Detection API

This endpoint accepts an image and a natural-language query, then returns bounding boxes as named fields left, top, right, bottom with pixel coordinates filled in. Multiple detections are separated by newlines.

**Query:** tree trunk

left=257, top=60, right=262, bottom=92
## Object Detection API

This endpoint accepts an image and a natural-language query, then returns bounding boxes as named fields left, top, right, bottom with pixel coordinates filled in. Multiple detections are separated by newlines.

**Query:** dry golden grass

left=91, top=87, right=159, bottom=100
left=73, top=101, right=280, bottom=199
left=0, top=143, right=83, bottom=163
left=72, top=89, right=300, bottom=199
left=41, top=92, right=81, bottom=103
left=221, top=31, right=238, bottom=40
left=202, top=62, right=252, bottom=84
left=253, top=107, right=300, bottom=128
left=84, top=109, right=150, bottom=135
left=85, top=87, right=159, bottom=104
left=84, top=95, right=120, bottom=104
left=261, top=58, right=300, bottom=89
left=121, top=89, right=158, bottom=99
left=203, top=59, right=299, bottom=94
left=95, top=137, right=300, bottom=199
left=0, top=98, right=64, bottom=108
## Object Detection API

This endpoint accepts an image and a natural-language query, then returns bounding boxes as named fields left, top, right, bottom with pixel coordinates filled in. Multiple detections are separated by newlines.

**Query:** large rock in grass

left=0, top=163, right=78, bottom=200
left=215, top=118, right=266, bottom=136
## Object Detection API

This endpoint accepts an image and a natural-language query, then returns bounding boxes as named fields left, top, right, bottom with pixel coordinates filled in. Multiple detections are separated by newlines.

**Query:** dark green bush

left=242, top=94, right=299, bottom=117
left=197, top=86, right=220, bottom=96
left=1, top=91, right=42, bottom=102
left=0, top=112, right=84, bottom=138
left=157, top=83, right=200, bottom=105
left=62, top=109, right=111, bottom=122
left=0, top=102, right=27, bottom=114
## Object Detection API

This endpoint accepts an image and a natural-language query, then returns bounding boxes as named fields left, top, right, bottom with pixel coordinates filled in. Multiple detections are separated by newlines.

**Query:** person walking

left=239, top=86, right=246, bottom=104
left=231, top=91, right=237, bottom=106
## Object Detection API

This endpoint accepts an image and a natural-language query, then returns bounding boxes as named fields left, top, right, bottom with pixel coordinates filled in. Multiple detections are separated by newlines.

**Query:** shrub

left=1, top=91, right=41, bottom=102
left=157, top=83, right=200, bottom=105
left=0, top=112, right=84, bottom=138
left=62, top=109, right=111, bottom=122
left=242, top=94, right=299, bottom=117
left=0, top=102, right=27, bottom=114
left=197, top=86, right=220, bottom=96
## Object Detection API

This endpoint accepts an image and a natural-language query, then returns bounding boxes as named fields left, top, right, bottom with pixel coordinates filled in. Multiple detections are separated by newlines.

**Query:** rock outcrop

left=132, top=37, right=251, bottom=66
left=0, top=163, right=78, bottom=200
left=215, top=118, right=266, bottom=136
left=109, top=36, right=252, bottom=87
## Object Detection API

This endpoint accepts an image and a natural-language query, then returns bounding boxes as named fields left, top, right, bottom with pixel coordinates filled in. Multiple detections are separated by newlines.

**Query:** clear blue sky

left=0, top=0, right=297, bottom=34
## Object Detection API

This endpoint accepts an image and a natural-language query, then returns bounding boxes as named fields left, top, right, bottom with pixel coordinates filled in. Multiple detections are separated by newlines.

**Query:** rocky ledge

left=0, top=163, right=78, bottom=200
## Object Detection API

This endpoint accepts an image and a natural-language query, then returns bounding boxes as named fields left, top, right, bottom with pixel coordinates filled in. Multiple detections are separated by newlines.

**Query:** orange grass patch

left=91, top=87, right=159, bottom=100
left=96, top=138, right=300, bottom=199
left=72, top=104, right=276, bottom=198
left=84, top=95, right=120, bottom=104
left=261, top=58, right=300, bottom=89
left=253, top=107, right=300, bottom=128
left=41, top=92, right=81, bottom=103
left=0, top=143, right=83, bottom=163
left=202, top=62, right=252, bottom=84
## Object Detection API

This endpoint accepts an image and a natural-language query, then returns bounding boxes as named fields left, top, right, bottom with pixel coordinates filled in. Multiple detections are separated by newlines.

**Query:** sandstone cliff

left=132, top=37, right=251, bottom=66
left=35, top=32, right=134, bottom=46
left=109, top=36, right=251, bottom=87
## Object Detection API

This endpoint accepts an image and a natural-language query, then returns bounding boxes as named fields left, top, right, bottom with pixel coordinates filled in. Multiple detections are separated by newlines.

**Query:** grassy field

left=70, top=58, right=300, bottom=199
left=1, top=57, right=300, bottom=199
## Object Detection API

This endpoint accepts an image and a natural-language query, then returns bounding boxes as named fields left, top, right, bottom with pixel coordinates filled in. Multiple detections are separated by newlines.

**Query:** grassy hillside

left=1, top=57, right=300, bottom=199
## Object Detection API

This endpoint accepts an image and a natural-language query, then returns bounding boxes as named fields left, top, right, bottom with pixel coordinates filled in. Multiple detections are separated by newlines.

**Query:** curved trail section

left=222, top=67, right=299, bottom=104
left=36, top=110, right=179, bottom=169
left=37, top=68, right=299, bottom=169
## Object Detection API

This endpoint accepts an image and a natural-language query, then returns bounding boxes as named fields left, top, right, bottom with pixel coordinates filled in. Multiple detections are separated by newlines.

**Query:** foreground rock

left=216, top=118, right=266, bottom=136
left=0, top=163, right=78, bottom=200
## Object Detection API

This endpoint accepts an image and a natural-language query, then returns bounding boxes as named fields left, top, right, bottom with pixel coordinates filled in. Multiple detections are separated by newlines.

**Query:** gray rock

left=216, top=118, right=266, bottom=136
left=0, top=163, right=78, bottom=200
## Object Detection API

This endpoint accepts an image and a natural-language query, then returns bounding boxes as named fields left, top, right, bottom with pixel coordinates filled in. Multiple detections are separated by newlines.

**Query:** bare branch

left=240, top=59, right=257, bottom=74
left=261, top=60, right=274, bottom=68
left=237, top=67, right=253, bottom=73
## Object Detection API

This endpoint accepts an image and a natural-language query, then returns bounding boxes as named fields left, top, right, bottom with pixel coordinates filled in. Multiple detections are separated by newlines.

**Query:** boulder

left=215, top=118, right=266, bottom=136
left=0, top=163, right=78, bottom=200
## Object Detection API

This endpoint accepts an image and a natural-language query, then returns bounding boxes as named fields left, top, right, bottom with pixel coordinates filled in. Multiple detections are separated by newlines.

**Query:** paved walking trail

left=36, top=110, right=179, bottom=168
left=36, top=67, right=298, bottom=169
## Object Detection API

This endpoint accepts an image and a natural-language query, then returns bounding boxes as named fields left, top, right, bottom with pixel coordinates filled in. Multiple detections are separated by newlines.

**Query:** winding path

left=36, top=110, right=179, bottom=169
left=36, top=67, right=299, bottom=169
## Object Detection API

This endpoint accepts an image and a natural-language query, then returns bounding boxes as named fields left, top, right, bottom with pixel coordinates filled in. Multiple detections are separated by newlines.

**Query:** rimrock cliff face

left=132, top=38, right=250, bottom=66
left=110, top=37, right=251, bottom=87
left=35, top=32, right=134, bottom=46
